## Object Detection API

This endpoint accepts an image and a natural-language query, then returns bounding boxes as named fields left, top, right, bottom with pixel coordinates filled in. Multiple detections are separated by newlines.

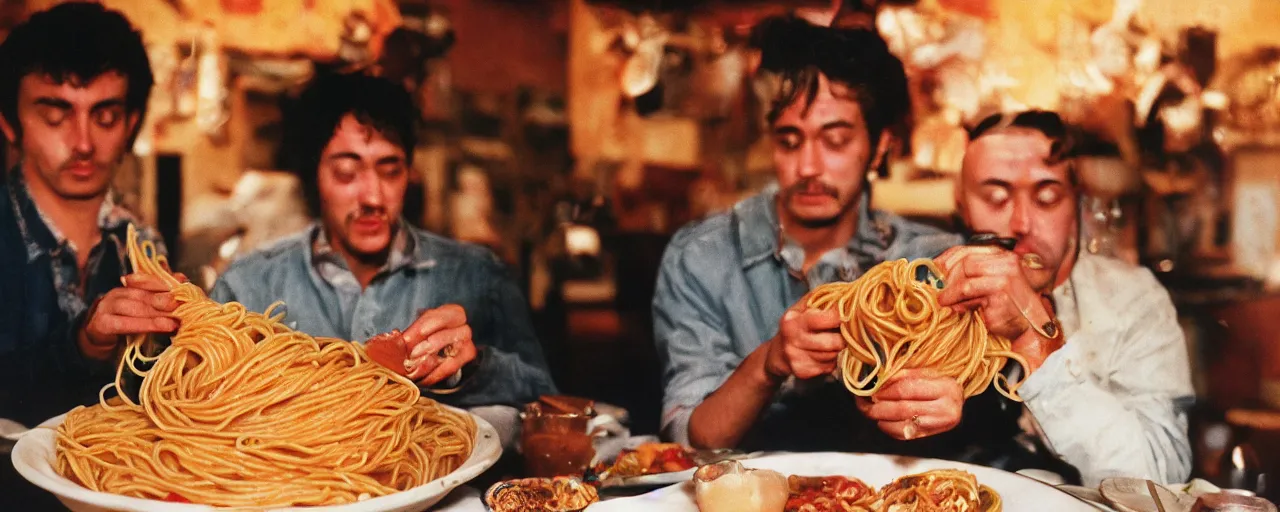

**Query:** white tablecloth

left=433, top=486, right=486, bottom=512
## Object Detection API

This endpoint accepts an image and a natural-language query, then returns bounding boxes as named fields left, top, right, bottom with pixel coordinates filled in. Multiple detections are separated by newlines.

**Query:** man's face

left=0, top=73, right=137, bottom=200
left=771, top=74, right=880, bottom=227
left=316, top=115, right=408, bottom=263
left=958, top=130, right=1078, bottom=292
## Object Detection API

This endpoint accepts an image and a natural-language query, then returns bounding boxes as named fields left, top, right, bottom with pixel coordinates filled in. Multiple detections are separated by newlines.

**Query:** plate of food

left=584, top=452, right=1098, bottom=511
left=10, top=226, right=503, bottom=512
left=589, top=442, right=752, bottom=489
left=13, top=407, right=500, bottom=512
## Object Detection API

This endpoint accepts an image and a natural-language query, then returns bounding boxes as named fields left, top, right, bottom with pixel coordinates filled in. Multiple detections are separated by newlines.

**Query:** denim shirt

left=0, top=169, right=165, bottom=427
left=653, top=187, right=1039, bottom=458
left=209, top=222, right=557, bottom=409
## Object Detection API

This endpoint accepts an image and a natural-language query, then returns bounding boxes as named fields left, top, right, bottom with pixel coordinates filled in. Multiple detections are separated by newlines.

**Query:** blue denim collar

left=309, top=218, right=422, bottom=285
left=732, top=184, right=895, bottom=279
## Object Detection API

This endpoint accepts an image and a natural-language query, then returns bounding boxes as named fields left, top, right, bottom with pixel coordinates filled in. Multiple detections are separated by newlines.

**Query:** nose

left=796, top=141, right=824, bottom=179
left=71, top=117, right=94, bottom=157
left=1009, top=197, right=1031, bottom=237
left=356, top=171, right=385, bottom=208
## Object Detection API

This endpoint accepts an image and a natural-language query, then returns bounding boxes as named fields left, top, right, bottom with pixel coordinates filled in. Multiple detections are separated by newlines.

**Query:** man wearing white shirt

left=935, top=110, right=1194, bottom=486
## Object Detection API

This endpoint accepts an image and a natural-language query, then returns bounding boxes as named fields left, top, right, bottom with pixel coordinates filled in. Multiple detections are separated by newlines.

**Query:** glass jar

left=520, top=398, right=596, bottom=478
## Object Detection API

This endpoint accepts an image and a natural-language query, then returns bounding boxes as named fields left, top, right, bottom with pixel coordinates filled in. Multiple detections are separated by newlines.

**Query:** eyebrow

left=34, top=97, right=127, bottom=111
left=34, top=97, right=73, bottom=110
left=375, top=155, right=404, bottom=165
left=772, top=120, right=857, bottom=136
left=978, top=178, right=1067, bottom=189
left=90, top=98, right=126, bottom=111
left=325, top=152, right=363, bottom=162
left=773, top=125, right=802, bottom=136
left=820, top=121, right=856, bottom=131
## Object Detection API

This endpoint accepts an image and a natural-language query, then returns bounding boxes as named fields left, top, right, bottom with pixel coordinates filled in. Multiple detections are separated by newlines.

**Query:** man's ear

left=0, top=115, right=17, bottom=144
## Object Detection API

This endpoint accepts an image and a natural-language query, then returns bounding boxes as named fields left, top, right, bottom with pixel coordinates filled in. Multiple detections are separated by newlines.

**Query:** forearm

left=688, top=342, right=781, bottom=449
left=1021, top=346, right=1192, bottom=485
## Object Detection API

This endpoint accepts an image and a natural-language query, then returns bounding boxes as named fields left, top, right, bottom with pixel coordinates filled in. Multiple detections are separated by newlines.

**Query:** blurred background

left=2, top=0, right=1278, bottom=493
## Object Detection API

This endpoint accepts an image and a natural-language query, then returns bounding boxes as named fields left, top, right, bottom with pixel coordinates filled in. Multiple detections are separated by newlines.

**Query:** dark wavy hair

left=279, top=72, right=418, bottom=217
left=749, top=15, right=910, bottom=138
left=0, top=2, right=153, bottom=144
left=967, top=109, right=1083, bottom=187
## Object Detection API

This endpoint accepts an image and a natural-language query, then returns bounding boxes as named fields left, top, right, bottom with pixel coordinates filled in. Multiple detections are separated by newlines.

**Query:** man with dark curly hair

left=209, top=72, right=555, bottom=445
left=653, top=16, right=1028, bottom=458
left=0, top=3, right=168, bottom=507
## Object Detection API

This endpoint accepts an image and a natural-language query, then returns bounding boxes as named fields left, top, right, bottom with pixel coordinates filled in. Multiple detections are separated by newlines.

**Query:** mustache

left=345, top=206, right=389, bottom=224
left=784, top=177, right=839, bottom=199
left=60, top=159, right=100, bottom=171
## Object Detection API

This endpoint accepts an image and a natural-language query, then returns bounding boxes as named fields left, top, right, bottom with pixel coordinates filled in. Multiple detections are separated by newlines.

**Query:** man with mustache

left=208, top=73, right=555, bottom=444
left=934, top=110, right=1193, bottom=485
left=652, top=17, right=1028, bottom=456
left=0, top=4, right=175, bottom=507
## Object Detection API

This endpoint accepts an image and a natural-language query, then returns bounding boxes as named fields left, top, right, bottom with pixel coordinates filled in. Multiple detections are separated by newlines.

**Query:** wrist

left=77, top=328, right=115, bottom=361
left=755, top=338, right=787, bottom=388
left=1011, top=328, right=1061, bottom=375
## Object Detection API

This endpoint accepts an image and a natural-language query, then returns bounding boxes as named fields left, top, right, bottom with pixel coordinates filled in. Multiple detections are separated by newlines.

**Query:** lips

left=64, top=163, right=97, bottom=179
left=350, top=216, right=386, bottom=232
left=792, top=192, right=833, bottom=206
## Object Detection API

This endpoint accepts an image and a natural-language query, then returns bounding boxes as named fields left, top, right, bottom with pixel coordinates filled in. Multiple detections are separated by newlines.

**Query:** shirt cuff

left=661, top=406, right=694, bottom=446
left=442, top=369, right=463, bottom=388
left=1017, top=339, right=1081, bottom=402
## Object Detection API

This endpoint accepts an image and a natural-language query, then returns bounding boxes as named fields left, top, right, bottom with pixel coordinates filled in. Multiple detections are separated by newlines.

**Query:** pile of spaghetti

left=875, top=469, right=1001, bottom=512
left=54, top=225, right=476, bottom=507
left=806, top=258, right=1027, bottom=401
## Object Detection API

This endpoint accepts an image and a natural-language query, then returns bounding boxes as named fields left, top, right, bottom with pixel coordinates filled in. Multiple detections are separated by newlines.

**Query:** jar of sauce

left=521, top=396, right=597, bottom=478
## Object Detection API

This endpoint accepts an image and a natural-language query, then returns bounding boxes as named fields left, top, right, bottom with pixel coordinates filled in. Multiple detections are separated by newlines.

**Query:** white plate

left=605, top=468, right=697, bottom=489
left=585, top=452, right=1099, bottom=511
left=11, top=406, right=502, bottom=512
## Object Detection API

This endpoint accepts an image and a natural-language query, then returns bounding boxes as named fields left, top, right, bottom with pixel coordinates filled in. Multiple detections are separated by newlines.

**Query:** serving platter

left=11, top=406, right=502, bottom=512
left=585, top=452, right=1099, bottom=511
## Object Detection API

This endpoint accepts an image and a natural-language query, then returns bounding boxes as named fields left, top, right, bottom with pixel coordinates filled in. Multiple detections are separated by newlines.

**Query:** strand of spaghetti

left=55, top=224, right=476, bottom=507
left=875, top=469, right=1000, bottom=512
left=806, top=258, right=1028, bottom=401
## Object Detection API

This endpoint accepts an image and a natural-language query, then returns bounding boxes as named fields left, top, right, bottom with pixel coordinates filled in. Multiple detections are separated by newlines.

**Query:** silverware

left=1148, top=480, right=1170, bottom=512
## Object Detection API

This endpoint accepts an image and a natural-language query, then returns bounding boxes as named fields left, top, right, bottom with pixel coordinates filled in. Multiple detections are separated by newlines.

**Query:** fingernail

left=783, top=310, right=797, bottom=320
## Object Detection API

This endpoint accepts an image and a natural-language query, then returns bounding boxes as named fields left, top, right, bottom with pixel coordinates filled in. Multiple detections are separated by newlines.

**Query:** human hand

left=79, top=273, right=180, bottom=361
left=400, top=305, right=477, bottom=386
left=763, top=303, right=845, bottom=382
left=855, top=369, right=964, bottom=441
left=934, top=245, right=1055, bottom=342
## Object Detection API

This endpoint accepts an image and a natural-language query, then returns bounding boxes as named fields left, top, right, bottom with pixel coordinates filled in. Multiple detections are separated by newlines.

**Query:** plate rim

left=11, top=403, right=502, bottom=511
left=588, top=451, right=1099, bottom=511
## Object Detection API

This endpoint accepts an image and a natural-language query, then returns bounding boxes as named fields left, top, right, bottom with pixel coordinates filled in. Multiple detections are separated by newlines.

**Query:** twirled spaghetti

left=54, top=225, right=476, bottom=507
left=876, top=469, right=1002, bottom=512
left=806, top=258, right=1026, bottom=401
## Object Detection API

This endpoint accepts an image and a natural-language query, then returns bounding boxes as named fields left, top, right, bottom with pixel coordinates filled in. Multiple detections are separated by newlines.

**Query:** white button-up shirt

left=1019, top=252, right=1195, bottom=486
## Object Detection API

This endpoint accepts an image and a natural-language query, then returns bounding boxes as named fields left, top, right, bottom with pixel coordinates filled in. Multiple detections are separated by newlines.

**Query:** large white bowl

left=11, top=406, right=502, bottom=512
left=585, top=452, right=1099, bottom=511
